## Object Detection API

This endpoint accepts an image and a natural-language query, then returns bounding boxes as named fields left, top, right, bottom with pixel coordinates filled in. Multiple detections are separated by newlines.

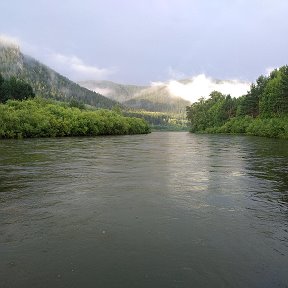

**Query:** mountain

left=79, top=80, right=190, bottom=114
left=78, top=80, right=146, bottom=102
left=0, top=43, right=118, bottom=109
left=123, top=85, right=190, bottom=114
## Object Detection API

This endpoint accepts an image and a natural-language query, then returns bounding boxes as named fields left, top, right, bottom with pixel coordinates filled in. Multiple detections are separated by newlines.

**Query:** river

left=0, top=132, right=287, bottom=287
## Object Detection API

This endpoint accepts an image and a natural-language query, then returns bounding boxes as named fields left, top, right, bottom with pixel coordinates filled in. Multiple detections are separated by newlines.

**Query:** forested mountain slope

left=123, top=85, right=190, bottom=114
left=80, top=80, right=190, bottom=114
left=0, top=43, right=118, bottom=109
left=78, top=80, right=146, bottom=102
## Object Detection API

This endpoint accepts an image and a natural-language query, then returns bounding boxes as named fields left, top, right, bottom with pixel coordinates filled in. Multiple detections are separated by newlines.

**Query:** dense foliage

left=0, top=97, right=150, bottom=139
left=0, top=73, right=35, bottom=103
left=186, top=66, right=288, bottom=139
left=124, top=110, right=188, bottom=131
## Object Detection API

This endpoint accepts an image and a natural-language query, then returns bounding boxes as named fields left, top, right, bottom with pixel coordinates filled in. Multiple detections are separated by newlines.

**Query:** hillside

left=123, top=85, right=190, bottom=114
left=79, top=80, right=190, bottom=114
left=78, top=80, right=146, bottom=102
left=0, top=43, right=118, bottom=109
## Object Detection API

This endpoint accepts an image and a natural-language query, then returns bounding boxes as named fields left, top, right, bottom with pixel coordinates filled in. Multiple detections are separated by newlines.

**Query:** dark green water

left=0, top=132, right=287, bottom=288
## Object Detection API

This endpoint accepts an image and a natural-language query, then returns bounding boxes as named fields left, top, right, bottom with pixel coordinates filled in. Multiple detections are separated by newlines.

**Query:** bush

left=0, top=97, right=151, bottom=139
left=202, top=116, right=288, bottom=139
left=246, top=117, right=288, bottom=138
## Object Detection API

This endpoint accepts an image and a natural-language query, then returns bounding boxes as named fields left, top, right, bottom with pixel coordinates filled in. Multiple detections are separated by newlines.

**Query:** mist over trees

left=79, top=80, right=190, bottom=130
left=0, top=45, right=118, bottom=109
left=0, top=44, right=187, bottom=131
left=186, top=65, right=288, bottom=138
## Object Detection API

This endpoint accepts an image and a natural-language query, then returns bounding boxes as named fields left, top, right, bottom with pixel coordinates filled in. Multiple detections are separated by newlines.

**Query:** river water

left=0, top=132, right=287, bottom=287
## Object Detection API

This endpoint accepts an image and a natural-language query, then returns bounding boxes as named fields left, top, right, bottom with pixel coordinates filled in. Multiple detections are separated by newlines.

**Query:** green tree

left=0, top=76, right=35, bottom=103
left=0, top=73, right=4, bottom=102
left=258, top=67, right=288, bottom=117
left=278, top=65, right=288, bottom=114
left=260, top=70, right=281, bottom=116
left=0, top=73, right=4, bottom=86
left=69, top=98, right=85, bottom=109
left=237, top=75, right=268, bottom=117
left=186, top=97, right=210, bottom=132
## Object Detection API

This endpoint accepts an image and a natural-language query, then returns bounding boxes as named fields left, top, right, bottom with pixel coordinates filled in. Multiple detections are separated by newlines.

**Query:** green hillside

left=0, top=44, right=118, bottom=109
left=123, top=85, right=190, bottom=114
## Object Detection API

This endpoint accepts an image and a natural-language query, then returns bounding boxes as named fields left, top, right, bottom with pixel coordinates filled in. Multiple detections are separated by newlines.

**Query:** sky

left=1, top=0, right=288, bottom=94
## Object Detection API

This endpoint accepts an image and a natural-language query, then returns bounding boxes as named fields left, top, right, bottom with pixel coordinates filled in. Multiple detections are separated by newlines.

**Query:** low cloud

left=91, top=87, right=112, bottom=96
left=151, top=81, right=165, bottom=87
left=152, top=74, right=251, bottom=103
left=0, top=34, right=115, bottom=81
left=49, top=53, right=115, bottom=81
left=0, top=34, right=21, bottom=47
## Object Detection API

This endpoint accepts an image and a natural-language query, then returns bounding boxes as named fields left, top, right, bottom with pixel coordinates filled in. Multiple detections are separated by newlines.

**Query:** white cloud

left=151, top=74, right=251, bottom=103
left=0, top=34, right=46, bottom=59
left=0, top=34, right=116, bottom=81
left=49, top=53, right=115, bottom=81
left=91, top=87, right=112, bottom=96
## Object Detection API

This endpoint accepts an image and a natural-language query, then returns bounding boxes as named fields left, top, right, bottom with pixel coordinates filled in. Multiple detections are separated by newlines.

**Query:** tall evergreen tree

left=0, top=75, right=35, bottom=103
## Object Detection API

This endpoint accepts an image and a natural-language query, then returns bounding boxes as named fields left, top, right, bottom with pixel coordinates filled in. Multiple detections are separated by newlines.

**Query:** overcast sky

left=1, top=0, right=288, bottom=85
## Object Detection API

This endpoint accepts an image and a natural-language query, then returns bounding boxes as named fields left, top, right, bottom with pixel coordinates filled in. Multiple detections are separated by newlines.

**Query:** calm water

left=0, top=132, right=287, bottom=288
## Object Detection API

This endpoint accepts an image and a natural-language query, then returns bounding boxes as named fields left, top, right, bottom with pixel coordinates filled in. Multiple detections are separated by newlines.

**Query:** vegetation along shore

left=186, top=65, right=288, bottom=139
left=0, top=74, right=150, bottom=138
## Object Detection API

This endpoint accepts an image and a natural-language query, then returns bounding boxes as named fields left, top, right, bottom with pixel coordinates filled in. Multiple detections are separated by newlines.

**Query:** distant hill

left=125, top=85, right=190, bottom=114
left=0, top=43, right=118, bottom=109
left=78, top=80, right=146, bottom=102
left=79, top=80, right=190, bottom=114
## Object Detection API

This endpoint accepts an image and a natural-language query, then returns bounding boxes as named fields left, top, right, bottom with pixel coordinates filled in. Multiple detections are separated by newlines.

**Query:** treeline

left=0, top=73, right=35, bottom=102
left=186, top=65, right=288, bottom=139
left=0, top=97, right=150, bottom=139
left=124, top=110, right=188, bottom=131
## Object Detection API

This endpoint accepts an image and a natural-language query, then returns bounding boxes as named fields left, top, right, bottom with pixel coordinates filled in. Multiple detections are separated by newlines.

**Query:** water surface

left=1, top=132, right=287, bottom=287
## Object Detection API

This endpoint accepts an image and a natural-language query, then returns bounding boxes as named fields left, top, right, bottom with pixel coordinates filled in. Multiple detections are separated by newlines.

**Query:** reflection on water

left=245, top=138, right=288, bottom=204
left=0, top=132, right=287, bottom=288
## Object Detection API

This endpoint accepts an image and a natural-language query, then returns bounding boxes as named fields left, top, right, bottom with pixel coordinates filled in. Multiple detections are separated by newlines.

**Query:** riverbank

left=186, top=65, right=288, bottom=139
left=194, top=116, right=288, bottom=139
left=0, top=97, right=151, bottom=139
